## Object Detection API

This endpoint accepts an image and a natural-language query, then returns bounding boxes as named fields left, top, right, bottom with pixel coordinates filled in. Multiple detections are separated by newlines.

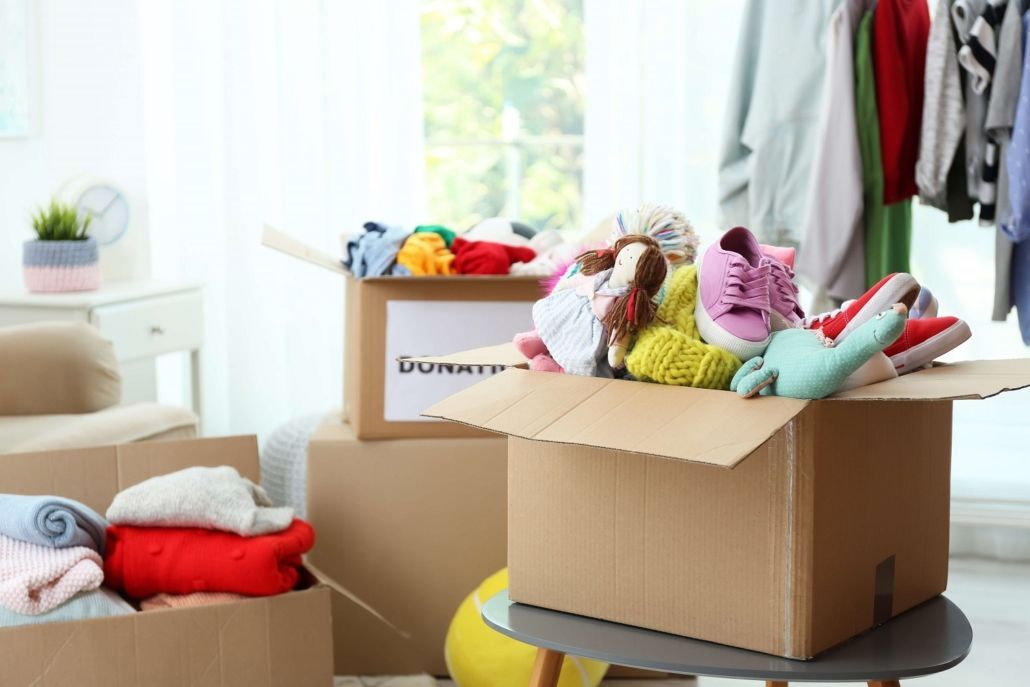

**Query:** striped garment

left=958, top=0, right=1007, bottom=225
left=532, top=269, right=626, bottom=378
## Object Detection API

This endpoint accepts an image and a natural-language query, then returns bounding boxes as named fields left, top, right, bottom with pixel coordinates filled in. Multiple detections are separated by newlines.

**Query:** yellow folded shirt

left=396, top=233, right=455, bottom=276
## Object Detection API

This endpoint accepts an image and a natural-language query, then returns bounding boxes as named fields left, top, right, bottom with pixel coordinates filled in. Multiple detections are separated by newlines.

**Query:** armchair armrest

left=0, top=321, right=121, bottom=415
left=0, top=403, right=198, bottom=454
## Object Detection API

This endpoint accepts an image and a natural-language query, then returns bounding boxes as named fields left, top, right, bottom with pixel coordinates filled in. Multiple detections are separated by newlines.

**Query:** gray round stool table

left=482, top=591, right=972, bottom=687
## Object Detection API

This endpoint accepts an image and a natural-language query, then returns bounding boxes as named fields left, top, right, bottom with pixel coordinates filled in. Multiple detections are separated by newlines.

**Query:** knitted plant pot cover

left=626, top=265, right=742, bottom=389
left=23, top=238, right=101, bottom=293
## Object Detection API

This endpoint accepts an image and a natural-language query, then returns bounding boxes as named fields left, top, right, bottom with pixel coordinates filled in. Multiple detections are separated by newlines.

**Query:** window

left=420, top=0, right=584, bottom=232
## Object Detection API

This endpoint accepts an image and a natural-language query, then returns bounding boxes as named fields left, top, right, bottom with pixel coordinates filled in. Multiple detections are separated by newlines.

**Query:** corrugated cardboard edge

left=422, top=368, right=810, bottom=469
left=304, top=559, right=412, bottom=639
left=401, top=342, right=529, bottom=369
left=830, top=358, right=1030, bottom=400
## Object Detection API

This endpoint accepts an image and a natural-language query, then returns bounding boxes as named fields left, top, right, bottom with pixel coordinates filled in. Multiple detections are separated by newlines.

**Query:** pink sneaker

left=760, top=244, right=796, bottom=269
left=762, top=253, right=805, bottom=330
left=695, top=226, right=772, bottom=359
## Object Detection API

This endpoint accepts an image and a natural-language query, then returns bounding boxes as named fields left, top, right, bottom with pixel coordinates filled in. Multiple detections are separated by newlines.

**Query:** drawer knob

left=150, top=325, right=164, bottom=336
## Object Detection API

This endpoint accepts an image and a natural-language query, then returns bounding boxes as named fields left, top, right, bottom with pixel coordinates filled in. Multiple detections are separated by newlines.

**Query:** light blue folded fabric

left=344, top=221, right=412, bottom=277
left=0, top=494, right=107, bottom=552
left=0, top=588, right=134, bottom=627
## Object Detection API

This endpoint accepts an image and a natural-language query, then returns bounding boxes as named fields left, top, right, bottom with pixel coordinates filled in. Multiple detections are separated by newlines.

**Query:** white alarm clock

left=57, top=175, right=130, bottom=246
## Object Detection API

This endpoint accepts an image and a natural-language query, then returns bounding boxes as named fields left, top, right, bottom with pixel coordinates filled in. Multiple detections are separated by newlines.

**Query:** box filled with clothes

left=406, top=207, right=1030, bottom=659
left=0, top=436, right=334, bottom=687
left=264, top=220, right=598, bottom=438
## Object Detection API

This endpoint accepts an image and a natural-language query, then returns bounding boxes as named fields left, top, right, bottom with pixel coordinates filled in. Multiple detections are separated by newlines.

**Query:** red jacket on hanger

left=874, top=0, right=931, bottom=204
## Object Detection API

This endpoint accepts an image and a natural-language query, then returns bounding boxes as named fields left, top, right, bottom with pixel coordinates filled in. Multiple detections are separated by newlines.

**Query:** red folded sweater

left=104, top=518, right=314, bottom=598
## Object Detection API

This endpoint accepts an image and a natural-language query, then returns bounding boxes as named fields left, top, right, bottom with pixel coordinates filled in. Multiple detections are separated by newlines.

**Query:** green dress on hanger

left=856, top=9, right=912, bottom=287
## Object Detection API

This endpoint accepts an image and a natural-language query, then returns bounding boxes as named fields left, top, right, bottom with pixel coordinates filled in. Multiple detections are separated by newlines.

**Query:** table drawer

left=90, top=292, right=203, bottom=361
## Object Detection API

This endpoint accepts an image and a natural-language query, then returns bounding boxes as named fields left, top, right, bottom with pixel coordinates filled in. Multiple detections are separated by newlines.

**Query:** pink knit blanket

left=0, top=533, right=104, bottom=614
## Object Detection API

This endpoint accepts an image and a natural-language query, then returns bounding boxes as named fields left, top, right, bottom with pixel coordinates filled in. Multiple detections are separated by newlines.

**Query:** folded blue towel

left=0, top=495, right=107, bottom=552
left=0, top=587, right=134, bottom=628
left=344, top=221, right=412, bottom=277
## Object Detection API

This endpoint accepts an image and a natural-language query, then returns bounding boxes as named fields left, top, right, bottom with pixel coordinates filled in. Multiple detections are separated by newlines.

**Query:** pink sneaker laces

left=721, top=259, right=771, bottom=312
left=763, top=257, right=803, bottom=319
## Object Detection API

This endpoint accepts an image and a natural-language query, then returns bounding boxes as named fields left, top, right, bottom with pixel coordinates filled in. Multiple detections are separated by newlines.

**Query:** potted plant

left=23, top=200, right=100, bottom=293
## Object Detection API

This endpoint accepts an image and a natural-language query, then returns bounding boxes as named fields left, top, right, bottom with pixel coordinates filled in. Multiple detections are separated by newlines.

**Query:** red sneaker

left=883, top=316, right=972, bottom=375
left=804, top=273, right=921, bottom=342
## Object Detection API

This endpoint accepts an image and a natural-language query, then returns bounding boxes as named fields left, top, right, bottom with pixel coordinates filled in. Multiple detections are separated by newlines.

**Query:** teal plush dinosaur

left=731, top=304, right=908, bottom=400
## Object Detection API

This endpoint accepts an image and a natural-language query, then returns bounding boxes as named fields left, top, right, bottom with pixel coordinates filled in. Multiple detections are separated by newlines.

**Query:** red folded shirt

left=104, top=518, right=314, bottom=598
left=452, top=237, right=536, bottom=275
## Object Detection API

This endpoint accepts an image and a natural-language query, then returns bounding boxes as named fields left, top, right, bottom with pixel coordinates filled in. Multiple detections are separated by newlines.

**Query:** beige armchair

left=0, top=321, right=197, bottom=453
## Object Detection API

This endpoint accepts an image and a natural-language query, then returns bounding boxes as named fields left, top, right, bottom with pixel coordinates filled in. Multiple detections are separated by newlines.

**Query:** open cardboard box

left=411, top=344, right=1030, bottom=659
left=0, top=436, right=346, bottom=687
left=262, top=225, right=541, bottom=439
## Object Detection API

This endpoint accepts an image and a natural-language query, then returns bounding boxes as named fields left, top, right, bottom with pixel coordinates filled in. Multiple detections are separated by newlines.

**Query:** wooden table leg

left=766, top=682, right=788, bottom=687
left=529, top=647, right=565, bottom=687
left=868, top=682, right=901, bottom=687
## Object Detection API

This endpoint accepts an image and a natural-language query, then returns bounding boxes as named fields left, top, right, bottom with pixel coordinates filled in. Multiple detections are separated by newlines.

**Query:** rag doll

left=513, top=234, right=668, bottom=377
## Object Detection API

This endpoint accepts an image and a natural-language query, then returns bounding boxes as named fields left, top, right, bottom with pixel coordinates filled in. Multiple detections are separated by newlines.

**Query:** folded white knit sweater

left=0, top=533, right=104, bottom=615
left=106, top=465, right=294, bottom=536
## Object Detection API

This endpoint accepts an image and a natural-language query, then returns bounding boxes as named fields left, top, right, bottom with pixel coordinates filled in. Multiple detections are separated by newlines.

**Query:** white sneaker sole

left=837, top=273, right=921, bottom=341
left=694, top=295, right=771, bottom=360
left=890, top=320, right=972, bottom=375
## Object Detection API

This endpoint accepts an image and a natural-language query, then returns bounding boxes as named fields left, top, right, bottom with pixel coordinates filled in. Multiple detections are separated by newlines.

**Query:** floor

left=337, top=557, right=1030, bottom=687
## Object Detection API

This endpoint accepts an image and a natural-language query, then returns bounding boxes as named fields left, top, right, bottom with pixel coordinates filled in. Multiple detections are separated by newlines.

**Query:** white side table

left=0, top=281, right=205, bottom=418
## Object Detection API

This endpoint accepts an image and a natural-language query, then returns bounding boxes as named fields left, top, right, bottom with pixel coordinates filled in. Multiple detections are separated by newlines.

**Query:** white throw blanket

left=106, top=465, right=294, bottom=536
left=0, top=533, right=104, bottom=615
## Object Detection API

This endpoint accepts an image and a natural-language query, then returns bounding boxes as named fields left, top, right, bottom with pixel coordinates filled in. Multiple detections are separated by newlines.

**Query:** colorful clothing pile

left=103, top=466, right=314, bottom=605
left=0, top=495, right=132, bottom=627
left=343, top=218, right=540, bottom=277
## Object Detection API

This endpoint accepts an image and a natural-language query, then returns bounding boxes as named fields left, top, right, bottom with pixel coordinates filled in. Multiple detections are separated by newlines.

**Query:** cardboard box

left=306, top=417, right=508, bottom=676
left=0, top=436, right=335, bottom=687
left=415, top=349, right=1030, bottom=659
left=307, top=415, right=666, bottom=679
left=263, top=225, right=542, bottom=440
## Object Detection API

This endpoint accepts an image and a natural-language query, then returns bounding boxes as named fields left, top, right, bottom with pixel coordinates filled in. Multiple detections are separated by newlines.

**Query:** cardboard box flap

left=263, top=224, right=347, bottom=275
left=831, top=358, right=1030, bottom=400
left=423, top=367, right=809, bottom=468
left=405, top=342, right=529, bottom=368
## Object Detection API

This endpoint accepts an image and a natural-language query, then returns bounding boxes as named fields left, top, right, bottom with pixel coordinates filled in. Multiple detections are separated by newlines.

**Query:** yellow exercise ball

left=445, top=569, right=609, bottom=687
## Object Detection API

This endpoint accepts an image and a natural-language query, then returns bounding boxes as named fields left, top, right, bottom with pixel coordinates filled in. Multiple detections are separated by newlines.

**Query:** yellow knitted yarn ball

left=626, top=265, right=742, bottom=389
left=444, top=569, right=609, bottom=687
left=396, top=232, right=455, bottom=275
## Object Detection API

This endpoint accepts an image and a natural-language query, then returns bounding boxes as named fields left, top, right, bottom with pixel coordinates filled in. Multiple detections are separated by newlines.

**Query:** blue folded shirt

left=0, top=494, right=107, bottom=553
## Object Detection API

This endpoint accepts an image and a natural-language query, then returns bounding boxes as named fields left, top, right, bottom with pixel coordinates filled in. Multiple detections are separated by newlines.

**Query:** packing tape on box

left=304, top=558, right=411, bottom=639
left=873, top=555, right=896, bottom=626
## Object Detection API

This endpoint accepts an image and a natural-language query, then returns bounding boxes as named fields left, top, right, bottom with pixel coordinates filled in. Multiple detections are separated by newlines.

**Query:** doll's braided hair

left=575, top=234, right=668, bottom=343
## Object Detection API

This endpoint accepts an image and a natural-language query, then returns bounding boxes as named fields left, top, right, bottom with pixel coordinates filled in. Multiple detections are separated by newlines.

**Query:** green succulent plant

left=30, top=200, right=92, bottom=241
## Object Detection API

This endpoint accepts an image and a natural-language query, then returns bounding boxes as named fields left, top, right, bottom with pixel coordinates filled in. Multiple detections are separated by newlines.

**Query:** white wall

left=0, top=0, right=150, bottom=287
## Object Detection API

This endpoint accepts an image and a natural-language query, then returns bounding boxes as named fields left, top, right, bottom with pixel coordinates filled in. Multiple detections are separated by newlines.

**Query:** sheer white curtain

left=582, top=0, right=745, bottom=245
left=139, top=0, right=425, bottom=437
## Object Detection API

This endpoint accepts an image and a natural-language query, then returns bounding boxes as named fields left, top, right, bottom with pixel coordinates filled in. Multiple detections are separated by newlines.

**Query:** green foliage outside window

left=421, top=0, right=585, bottom=233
